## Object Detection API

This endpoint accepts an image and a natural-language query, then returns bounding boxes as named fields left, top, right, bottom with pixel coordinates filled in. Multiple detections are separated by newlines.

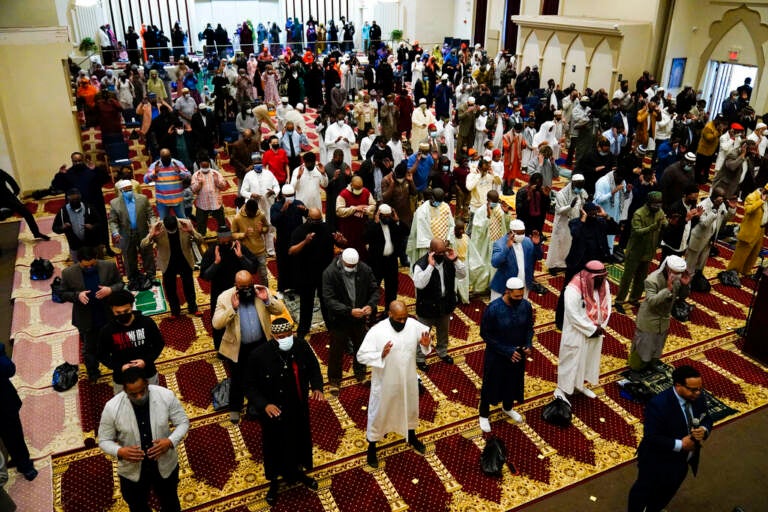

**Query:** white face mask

left=337, top=120, right=345, bottom=126
left=176, top=128, right=185, bottom=135
left=513, top=234, right=525, bottom=244
left=343, top=265, right=356, bottom=273
left=201, top=167, right=211, bottom=173
left=277, top=335, right=294, bottom=351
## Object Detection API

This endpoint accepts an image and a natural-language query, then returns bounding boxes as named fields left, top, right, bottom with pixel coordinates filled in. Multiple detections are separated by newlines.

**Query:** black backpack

left=52, top=362, right=79, bottom=391
left=542, top=397, right=572, bottom=427
left=51, top=276, right=64, bottom=303
left=30, top=258, right=54, bottom=280
left=480, top=436, right=507, bottom=477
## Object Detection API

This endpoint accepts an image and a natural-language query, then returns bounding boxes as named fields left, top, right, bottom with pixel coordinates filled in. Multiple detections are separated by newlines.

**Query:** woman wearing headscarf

left=628, top=255, right=690, bottom=371
left=557, top=260, right=611, bottom=400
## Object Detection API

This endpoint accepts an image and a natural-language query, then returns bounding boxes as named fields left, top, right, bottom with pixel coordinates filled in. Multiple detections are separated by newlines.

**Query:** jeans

left=155, top=202, right=186, bottom=220
left=229, top=340, right=263, bottom=412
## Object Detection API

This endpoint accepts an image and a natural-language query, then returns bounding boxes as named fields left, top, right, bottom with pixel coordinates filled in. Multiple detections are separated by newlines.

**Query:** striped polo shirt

left=145, top=158, right=191, bottom=205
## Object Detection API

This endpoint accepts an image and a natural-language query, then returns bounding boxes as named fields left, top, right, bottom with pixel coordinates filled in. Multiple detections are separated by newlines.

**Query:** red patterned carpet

left=4, top=117, right=767, bottom=511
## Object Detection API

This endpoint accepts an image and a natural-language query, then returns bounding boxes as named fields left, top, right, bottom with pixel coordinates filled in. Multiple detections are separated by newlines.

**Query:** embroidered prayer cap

left=571, top=174, right=585, bottom=182
left=505, top=277, right=525, bottom=290
left=418, top=142, right=430, bottom=151
left=647, top=191, right=663, bottom=203
left=281, top=184, right=295, bottom=196
left=666, top=255, right=687, bottom=272
left=509, top=219, right=525, bottom=231
left=418, top=98, right=427, bottom=104
left=731, top=123, right=744, bottom=131
left=684, top=152, right=696, bottom=162
left=756, top=122, right=767, bottom=131
left=116, top=180, right=132, bottom=191
left=271, top=317, right=293, bottom=334
left=468, top=96, right=476, bottom=104
left=492, top=149, right=501, bottom=157
left=378, top=204, right=392, bottom=215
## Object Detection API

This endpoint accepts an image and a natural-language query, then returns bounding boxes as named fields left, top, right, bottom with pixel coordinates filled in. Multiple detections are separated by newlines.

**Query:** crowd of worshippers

left=6, top=40, right=768, bottom=509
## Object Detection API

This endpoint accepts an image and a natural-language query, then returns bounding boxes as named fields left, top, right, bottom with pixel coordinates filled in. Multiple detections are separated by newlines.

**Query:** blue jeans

left=156, top=202, right=186, bottom=220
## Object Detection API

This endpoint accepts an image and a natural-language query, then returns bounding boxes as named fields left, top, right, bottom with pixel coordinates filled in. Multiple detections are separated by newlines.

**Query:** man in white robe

left=324, top=114, right=356, bottom=164
left=411, top=98, right=436, bottom=148
left=468, top=190, right=512, bottom=293
left=289, top=152, right=328, bottom=211
left=357, top=301, right=431, bottom=468
left=240, top=154, right=280, bottom=254
left=545, top=174, right=588, bottom=272
left=557, top=260, right=611, bottom=400
left=406, top=188, right=455, bottom=269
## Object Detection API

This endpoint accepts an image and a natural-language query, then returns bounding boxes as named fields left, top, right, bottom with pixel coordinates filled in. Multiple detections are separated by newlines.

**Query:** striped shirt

left=190, top=169, right=227, bottom=211
left=145, top=158, right=191, bottom=205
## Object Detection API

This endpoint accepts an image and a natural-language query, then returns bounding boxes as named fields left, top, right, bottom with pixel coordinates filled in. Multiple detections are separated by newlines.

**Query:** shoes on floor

left=34, top=233, right=50, bottom=241
left=265, top=481, right=279, bottom=505
left=298, top=473, right=318, bottom=491
left=479, top=416, right=491, bottom=433
left=408, top=435, right=426, bottom=454
left=417, top=361, right=428, bottom=372
left=328, top=385, right=340, bottom=397
left=22, top=467, right=38, bottom=481
left=191, top=310, right=204, bottom=318
left=503, top=408, right=523, bottom=422
left=367, top=445, right=379, bottom=468
left=577, top=387, right=597, bottom=399
left=440, top=354, right=454, bottom=365
left=229, top=411, right=240, bottom=424
left=531, top=283, right=549, bottom=295
left=614, top=303, right=626, bottom=315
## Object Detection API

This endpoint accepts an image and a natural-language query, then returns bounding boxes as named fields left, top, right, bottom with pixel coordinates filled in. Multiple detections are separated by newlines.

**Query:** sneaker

left=503, top=408, right=523, bottom=422
left=479, top=416, right=491, bottom=433
left=577, top=387, right=597, bottom=399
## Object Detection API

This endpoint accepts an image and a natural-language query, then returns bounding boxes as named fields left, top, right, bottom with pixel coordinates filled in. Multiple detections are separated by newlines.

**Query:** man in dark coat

left=628, top=365, right=713, bottom=512
left=322, top=248, right=380, bottom=393
left=270, top=184, right=308, bottom=293
left=477, top=277, right=532, bottom=432
left=364, top=204, right=408, bottom=313
left=246, top=318, right=323, bottom=506
left=0, top=343, right=37, bottom=480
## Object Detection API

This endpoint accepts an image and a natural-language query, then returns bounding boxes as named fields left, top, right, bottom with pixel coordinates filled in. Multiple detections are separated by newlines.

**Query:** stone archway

left=696, top=5, right=768, bottom=86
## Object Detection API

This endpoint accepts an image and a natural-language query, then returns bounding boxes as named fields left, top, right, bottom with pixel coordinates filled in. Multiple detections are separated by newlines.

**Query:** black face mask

left=161, top=157, right=172, bottom=166
left=69, top=200, right=82, bottom=210
left=115, top=312, right=133, bottom=325
left=237, top=287, right=255, bottom=303
left=433, top=255, right=445, bottom=265
left=307, top=218, right=323, bottom=225
left=271, top=143, right=279, bottom=149
left=380, top=216, right=392, bottom=225
left=506, top=295, right=522, bottom=307
left=389, top=318, right=406, bottom=332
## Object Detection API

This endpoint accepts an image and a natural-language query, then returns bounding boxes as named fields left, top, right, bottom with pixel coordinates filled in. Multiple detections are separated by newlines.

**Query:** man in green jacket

left=628, top=255, right=691, bottom=370
left=616, top=191, right=668, bottom=313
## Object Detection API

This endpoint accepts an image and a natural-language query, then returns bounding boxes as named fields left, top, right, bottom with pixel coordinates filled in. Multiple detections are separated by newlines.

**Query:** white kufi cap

left=342, top=248, right=359, bottom=265
left=505, top=277, right=525, bottom=290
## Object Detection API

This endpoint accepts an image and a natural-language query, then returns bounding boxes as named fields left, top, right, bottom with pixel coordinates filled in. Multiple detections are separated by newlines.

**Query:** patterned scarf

left=567, top=262, right=609, bottom=326
left=429, top=203, right=451, bottom=240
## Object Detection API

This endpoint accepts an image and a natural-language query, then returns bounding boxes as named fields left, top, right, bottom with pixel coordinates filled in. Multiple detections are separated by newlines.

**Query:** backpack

left=211, top=378, right=231, bottom=411
left=542, top=397, right=572, bottom=427
left=52, top=362, right=79, bottom=391
left=30, top=258, right=54, bottom=280
left=480, top=436, right=507, bottom=477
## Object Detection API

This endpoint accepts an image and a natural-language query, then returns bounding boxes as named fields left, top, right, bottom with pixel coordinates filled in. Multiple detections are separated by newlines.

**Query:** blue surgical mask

left=573, top=187, right=582, bottom=194
left=430, top=200, right=440, bottom=207
left=122, top=191, right=134, bottom=201
left=489, top=202, right=498, bottom=208
left=277, top=335, right=294, bottom=351
left=254, top=164, right=263, bottom=173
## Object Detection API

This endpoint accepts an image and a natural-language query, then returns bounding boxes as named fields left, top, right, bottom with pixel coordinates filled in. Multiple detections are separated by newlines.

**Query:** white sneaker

left=578, top=387, right=597, bottom=399
left=479, top=416, right=491, bottom=433
left=503, top=408, right=523, bottom=422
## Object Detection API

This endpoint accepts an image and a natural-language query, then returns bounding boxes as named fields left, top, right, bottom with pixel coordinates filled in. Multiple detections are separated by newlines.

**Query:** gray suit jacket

left=98, top=385, right=189, bottom=482
left=109, top=194, right=156, bottom=249
left=60, top=260, right=124, bottom=330
left=687, top=198, right=735, bottom=252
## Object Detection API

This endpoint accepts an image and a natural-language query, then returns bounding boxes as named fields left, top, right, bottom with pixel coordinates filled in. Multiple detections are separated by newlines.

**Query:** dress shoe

left=229, top=411, right=240, bottom=424
left=440, top=354, right=454, bottom=365
left=34, top=233, right=50, bottom=241
left=479, top=416, right=491, bottom=433
left=408, top=435, right=426, bottom=454
left=614, top=303, right=626, bottom=315
left=265, top=481, right=279, bottom=505
left=577, top=387, right=597, bottom=399
left=367, top=445, right=379, bottom=468
left=417, top=361, right=428, bottom=372
left=503, top=408, right=523, bottom=422
left=298, top=473, right=318, bottom=491
left=23, top=467, right=38, bottom=481
left=531, top=283, right=549, bottom=295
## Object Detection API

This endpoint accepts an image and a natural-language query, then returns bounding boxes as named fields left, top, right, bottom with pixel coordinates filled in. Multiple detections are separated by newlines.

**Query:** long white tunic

left=357, top=318, right=431, bottom=442
left=405, top=202, right=455, bottom=269
left=240, top=168, right=280, bottom=223
left=289, top=165, right=328, bottom=211
left=545, top=185, right=587, bottom=269
left=557, top=285, right=611, bottom=394
left=324, top=122, right=356, bottom=164
left=411, top=107, right=436, bottom=148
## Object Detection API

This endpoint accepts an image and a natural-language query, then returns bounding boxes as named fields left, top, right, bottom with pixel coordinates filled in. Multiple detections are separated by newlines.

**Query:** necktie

left=288, top=133, right=296, bottom=157
left=684, top=401, right=694, bottom=430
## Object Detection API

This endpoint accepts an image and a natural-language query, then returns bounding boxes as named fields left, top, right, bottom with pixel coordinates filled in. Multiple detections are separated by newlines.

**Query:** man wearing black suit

left=628, top=365, right=713, bottom=512
left=191, top=104, right=217, bottom=157
left=364, top=204, right=406, bottom=314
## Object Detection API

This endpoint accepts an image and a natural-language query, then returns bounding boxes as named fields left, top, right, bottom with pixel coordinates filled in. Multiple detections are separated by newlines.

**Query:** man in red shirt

left=262, top=135, right=291, bottom=185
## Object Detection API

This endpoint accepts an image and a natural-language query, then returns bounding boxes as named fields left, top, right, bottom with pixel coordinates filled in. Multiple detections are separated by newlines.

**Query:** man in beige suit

left=109, top=180, right=157, bottom=289
left=141, top=216, right=204, bottom=317
left=212, top=270, right=286, bottom=423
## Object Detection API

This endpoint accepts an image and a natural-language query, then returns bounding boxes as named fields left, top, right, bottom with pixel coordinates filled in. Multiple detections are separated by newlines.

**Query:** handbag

left=30, top=258, right=54, bottom=281
left=671, top=298, right=694, bottom=322
left=52, top=362, right=79, bottom=391
left=542, top=397, right=572, bottom=427
left=211, top=378, right=231, bottom=411
left=718, top=270, right=741, bottom=288
left=480, top=436, right=506, bottom=477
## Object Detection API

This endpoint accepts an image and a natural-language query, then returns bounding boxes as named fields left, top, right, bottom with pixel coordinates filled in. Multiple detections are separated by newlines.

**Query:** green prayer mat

left=133, top=286, right=168, bottom=316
